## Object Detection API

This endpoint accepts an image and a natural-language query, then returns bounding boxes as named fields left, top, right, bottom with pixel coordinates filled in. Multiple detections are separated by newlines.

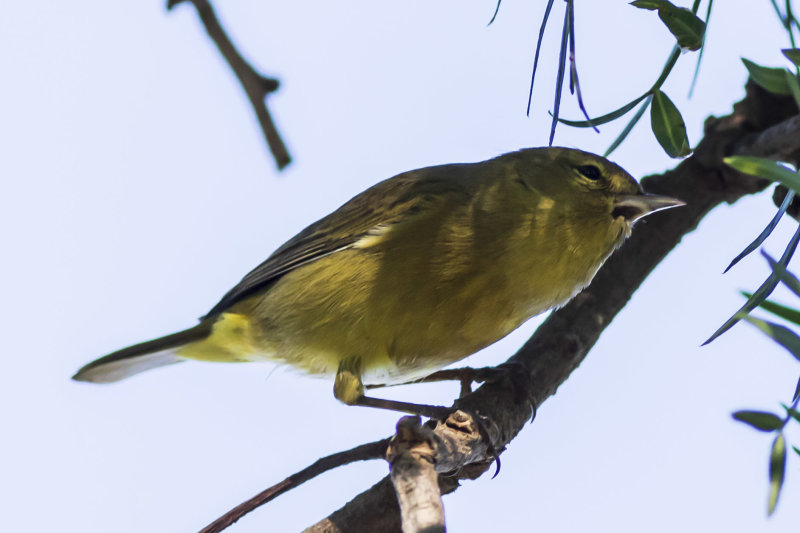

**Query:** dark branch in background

left=302, top=84, right=800, bottom=532
left=167, top=0, right=292, bottom=170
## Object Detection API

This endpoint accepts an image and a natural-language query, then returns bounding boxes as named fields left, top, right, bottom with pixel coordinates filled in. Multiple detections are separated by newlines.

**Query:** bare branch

left=167, top=0, right=292, bottom=170
left=302, top=475, right=461, bottom=533
left=200, top=438, right=390, bottom=533
left=388, top=417, right=445, bottom=533
left=305, top=83, right=800, bottom=532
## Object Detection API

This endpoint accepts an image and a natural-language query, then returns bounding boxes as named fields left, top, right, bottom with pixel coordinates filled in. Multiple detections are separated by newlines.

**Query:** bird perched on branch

left=73, top=147, right=682, bottom=415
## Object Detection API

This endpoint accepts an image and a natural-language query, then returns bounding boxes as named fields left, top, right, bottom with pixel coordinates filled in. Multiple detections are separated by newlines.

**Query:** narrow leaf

left=565, top=0, right=597, bottom=131
left=742, top=293, right=800, bottom=327
left=732, top=410, right=784, bottom=431
left=795, top=375, right=800, bottom=402
left=723, top=156, right=800, bottom=192
left=488, top=0, right=501, bottom=25
left=768, top=433, right=786, bottom=515
left=743, top=316, right=800, bottom=362
left=558, top=94, right=647, bottom=127
left=652, top=46, right=682, bottom=90
left=703, top=225, right=800, bottom=344
left=794, top=445, right=800, bottom=457
left=742, top=58, right=792, bottom=95
left=762, top=251, right=800, bottom=299
left=783, top=48, right=800, bottom=66
left=650, top=90, right=691, bottom=157
left=724, top=189, right=794, bottom=273
left=781, top=403, right=800, bottom=423
left=688, top=0, right=713, bottom=98
left=783, top=70, right=800, bottom=110
left=561, top=44, right=677, bottom=128
left=548, top=5, right=571, bottom=146
left=605, top=96, right=652, bottom=157
left=630, top=0, right=671, bottom=8
left=527, top=0, right=556, bottom=116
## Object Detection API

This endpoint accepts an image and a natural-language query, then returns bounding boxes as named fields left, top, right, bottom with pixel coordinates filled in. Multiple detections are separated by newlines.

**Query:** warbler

left=73, top=147, right=682, bottom=414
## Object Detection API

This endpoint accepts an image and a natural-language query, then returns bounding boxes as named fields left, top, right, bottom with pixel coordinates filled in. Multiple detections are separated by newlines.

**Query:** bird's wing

left=204, top=164, right=473, bottom=317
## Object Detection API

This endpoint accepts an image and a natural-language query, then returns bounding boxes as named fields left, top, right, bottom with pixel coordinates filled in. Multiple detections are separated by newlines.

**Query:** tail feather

left=73, top=322, right=212, bottom=383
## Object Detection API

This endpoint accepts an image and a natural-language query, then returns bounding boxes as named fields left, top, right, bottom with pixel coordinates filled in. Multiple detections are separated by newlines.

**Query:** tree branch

left=387, top=417, right=445, bottom=533
left=167, top=0, right=292, bottom=170
left=304, top=83, right=800, bottom=532
left=200, top=439, right=389, bottom=533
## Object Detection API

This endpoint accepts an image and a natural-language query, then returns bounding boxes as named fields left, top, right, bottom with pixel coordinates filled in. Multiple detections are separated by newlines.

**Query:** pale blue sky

left=2, top=1, right=799, bottom=532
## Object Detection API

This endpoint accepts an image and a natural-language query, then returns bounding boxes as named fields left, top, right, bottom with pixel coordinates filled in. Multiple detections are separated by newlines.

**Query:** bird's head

left=512, top=147, right=684, bottom=229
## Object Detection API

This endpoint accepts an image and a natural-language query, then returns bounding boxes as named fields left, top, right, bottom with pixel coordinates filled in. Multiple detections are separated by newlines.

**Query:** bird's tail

left=72, top=322, right=213, bottom=383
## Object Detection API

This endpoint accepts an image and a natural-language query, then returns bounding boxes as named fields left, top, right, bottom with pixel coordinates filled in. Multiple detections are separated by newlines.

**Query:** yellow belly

left=179, top=248, right=588, bottom=385
left=177, top=204, right=621, bottom=385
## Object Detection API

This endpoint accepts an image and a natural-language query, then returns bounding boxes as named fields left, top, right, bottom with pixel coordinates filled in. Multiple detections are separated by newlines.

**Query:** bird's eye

left=577, top=165, right=602, bottom=181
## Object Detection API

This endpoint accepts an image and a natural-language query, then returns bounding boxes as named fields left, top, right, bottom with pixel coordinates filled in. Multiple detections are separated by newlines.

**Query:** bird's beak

left=612, top=193, right=685, bottom=223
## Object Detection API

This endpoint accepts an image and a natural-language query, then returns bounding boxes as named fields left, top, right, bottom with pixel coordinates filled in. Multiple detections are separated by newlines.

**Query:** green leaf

left=650, top=90, right=691, bottom=157
left=558, top=94, right=647, bottom=127
left=793, top=445, right=800, bottom=457
left=659, top=8, right=705, bottom=51
left=795, top=376, right=800, bottom=402
left=782, top=48, right=800, bottom=66
left=762, top=251, right=800, bottom=300
left=724, top=190, right=794, bottom=273
left=604, top=96, right=653, bottom=157
left=783, top=70, right=800, bottom=110
left=723, top=156, right=800, bottom=192
left=742, top=58, right=792, bottom=95
left=742, top=292, right=800, bottom=327
left=703, top=227, right=800, bottom=345
left=631, top=0, right=671, bottom=8
left=561, top=43, right=677, bottom=130
left=631, top=0, right=705, bottom=50
left=526, top=0, right=555, bottom=117
left=546, top=2, right=570, bottom=146
left=652, top=46, right=682, bottom=90
left=732, top=410, right=784, bottom=431
left=781, top=403, right=800, bottom=423
left=488, top=0, right=501, bottom=25
left=742, top=316, right=800, bottom=362
left=768, top=433, right=786, bottom=515
left=687, top=0, right=713, bottom=98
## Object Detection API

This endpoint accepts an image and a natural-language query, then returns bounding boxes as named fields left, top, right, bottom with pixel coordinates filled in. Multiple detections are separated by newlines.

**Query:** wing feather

left=204, top=163, right=474, bottom=317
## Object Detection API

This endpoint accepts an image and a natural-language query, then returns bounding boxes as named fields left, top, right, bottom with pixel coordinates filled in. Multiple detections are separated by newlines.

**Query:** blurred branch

left=167, top=0, right=292, bottom=170
left=303, top=83, right=800, bottom=532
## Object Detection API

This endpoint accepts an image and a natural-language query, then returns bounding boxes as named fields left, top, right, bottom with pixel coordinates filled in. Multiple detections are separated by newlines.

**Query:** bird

left=73, top=147, right=683, bottom=415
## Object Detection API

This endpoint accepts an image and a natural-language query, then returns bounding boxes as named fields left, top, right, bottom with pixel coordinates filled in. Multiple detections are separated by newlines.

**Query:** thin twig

left=199, top=438, right=390, bottom=533
left=167, top=0, right=292, bottom=170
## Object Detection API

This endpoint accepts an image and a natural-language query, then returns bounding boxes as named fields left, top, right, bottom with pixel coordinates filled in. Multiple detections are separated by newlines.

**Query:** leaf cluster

left=705, top=154, right=800, bottom=515
left=530, top=0, right=708, bottom=157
